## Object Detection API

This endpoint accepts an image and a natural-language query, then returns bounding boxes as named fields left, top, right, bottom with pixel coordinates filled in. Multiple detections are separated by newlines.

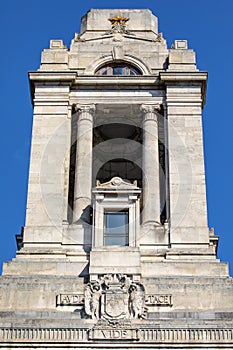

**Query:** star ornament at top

left=108, top=12, right=129, bottom=28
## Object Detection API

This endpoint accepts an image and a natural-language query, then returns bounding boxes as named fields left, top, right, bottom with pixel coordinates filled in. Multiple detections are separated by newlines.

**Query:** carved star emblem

left=108, top=11, right=129, bottom=28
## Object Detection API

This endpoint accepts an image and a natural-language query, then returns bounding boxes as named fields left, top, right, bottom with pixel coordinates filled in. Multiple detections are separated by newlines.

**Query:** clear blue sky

left=0, top=0, right=232, bottom=275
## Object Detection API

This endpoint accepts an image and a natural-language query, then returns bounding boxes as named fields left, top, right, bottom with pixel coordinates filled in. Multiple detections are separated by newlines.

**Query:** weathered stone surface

left=0, top=8, right=232, bottom=349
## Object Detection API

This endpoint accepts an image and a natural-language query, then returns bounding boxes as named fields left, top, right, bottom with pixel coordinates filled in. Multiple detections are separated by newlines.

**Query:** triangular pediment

left=77, top=32, right=163, bottom=44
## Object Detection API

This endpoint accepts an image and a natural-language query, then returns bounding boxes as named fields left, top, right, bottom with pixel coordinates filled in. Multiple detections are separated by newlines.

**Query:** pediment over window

left=96, top=177, right=139, bottom=189
left=92, top=177, right=141, bottom=248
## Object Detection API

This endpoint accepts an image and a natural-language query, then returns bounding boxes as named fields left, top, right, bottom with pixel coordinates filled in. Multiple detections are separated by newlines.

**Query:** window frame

left=95, top=63, right=141, bottom=76
left=103, top=209, right=129, bottom=246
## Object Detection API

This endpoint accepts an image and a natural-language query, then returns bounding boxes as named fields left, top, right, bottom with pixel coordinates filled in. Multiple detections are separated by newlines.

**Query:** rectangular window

left=104, top=210, right=129, bottom=246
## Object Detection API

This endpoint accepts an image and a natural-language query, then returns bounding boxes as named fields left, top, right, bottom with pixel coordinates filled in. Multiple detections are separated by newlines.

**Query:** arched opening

left=97, top=158, right=142, bottom=188
left=95, top=62, right=142, bottom=76
left=93, top=122, right=142, bottom=188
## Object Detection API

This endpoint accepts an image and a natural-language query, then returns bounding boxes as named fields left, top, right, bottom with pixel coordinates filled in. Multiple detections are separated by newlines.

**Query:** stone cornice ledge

left=74, top=75, right=159, bottom=86
left=160, top=71, right=208, bottom=82
left=29, top=71, right=77, bottom=83
left=160, top=71, right=208, bottom=107
left=28, top=71, right=77, bottom=104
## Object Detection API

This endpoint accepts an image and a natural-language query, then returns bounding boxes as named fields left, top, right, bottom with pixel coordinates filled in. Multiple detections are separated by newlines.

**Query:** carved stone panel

left=84, top=274, right=146, bottom=320
left=146, top=294, right=173, bottom=306
left=90, top=320, right=139, bottom=341
left=57, top=294, right=84, bottom=306
left=102, top=289, right=128, bottom=320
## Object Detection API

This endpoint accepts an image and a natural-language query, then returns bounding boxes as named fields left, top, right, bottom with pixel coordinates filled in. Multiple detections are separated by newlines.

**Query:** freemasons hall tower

left=0, top=9, right=233, bottom=349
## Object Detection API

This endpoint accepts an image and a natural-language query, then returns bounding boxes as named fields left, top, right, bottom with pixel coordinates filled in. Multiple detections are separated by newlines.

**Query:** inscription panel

left=56, top=293, right=172, bottom=309
left=146, top=294, right=172, bottom=306
left=90, top=328, right=139, bottom=340
left=56, top=294, right=84, bottom=306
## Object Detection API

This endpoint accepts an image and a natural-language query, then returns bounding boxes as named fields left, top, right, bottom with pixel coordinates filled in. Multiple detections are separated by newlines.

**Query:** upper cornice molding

left=160, top=71, right=208, bottom=82
left=160, top=71, right=208, bottom=107
left=28, top=72, right=77, bottom=104
left=29, top=71, right=207, bottom=84
left=29, top=71, right=77, bottom=83
left=28, top=70, right=208, bottom=105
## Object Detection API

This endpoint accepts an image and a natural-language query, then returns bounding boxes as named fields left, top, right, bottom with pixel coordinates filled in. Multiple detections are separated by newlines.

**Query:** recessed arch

left=85, top=54, right=151, bottom=75
left=95, top=62, right=141, bottom=76
left=96, top=158, right=142, bottom=188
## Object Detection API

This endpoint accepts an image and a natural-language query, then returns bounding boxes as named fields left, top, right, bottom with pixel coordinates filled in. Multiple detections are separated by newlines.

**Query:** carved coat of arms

left=84, top=274, right=146, bottom=321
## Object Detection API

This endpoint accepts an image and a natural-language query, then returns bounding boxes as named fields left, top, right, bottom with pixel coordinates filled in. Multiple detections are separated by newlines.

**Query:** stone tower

left=0, top=9, right=233, bottom=349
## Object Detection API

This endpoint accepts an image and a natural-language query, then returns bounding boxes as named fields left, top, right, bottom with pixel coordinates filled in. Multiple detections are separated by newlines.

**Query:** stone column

left=73, top=104, right=95, bottom=222
left=141, top=104, right=161, bottom=225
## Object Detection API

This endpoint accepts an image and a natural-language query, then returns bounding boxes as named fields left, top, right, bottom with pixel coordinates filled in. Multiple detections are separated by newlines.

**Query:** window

left=92, top=178, right=141, bottom=248
left=104, top=210, right=129, bottom=246
left=95, top=63, right=141, bottom=76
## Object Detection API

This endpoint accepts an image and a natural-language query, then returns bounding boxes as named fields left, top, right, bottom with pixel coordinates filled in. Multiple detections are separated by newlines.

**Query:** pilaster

left=160, top=72, right=209, bottom=248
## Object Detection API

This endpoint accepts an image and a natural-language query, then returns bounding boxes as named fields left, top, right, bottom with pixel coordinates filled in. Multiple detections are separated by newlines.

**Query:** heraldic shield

left=102, top=288, right=129, bottom=320
left=84, top=274, right=146, bottom=320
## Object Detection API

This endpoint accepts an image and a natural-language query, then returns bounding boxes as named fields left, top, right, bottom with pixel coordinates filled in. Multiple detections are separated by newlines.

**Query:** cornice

left=160, top=71, right=208, bottom=107
left=29, top=71, right=77, bottom=83
left=28, top=70, right=208, bottom=107
left=160, top=71, right=208, bottom=82
left=28, top=71, right=77, bottom=105
left=74, top=75, right=159, bottom=86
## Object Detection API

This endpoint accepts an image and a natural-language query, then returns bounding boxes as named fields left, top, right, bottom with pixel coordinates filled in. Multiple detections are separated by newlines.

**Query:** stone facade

left=0, top=9, right=232, bottom=349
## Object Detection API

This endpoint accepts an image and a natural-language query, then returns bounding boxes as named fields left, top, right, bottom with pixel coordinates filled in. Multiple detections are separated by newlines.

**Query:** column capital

left=140, top=104, right=162, bottom=121
left=74, top=104, right=96, bottom=122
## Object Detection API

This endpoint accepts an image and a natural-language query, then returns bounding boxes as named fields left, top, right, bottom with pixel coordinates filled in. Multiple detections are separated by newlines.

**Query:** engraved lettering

left=121, top=330, right=128, bottom=338
left=101, top=330, right=107, bottom=338
left=92, top=328, right=134, bottom=340
left=61, top=295, right=70, bottom=305
left=146, top=294, right=172, bottom=306
left=57, top=294, right=84, bottom=306
left=72, top=295, right=83, bottom=304
left=113, top=330, right=121, bottom=338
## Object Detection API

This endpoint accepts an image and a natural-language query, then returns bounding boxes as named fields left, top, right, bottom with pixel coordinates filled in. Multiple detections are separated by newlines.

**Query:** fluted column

left=73, top=104, right=95, bottom=222
left=141, top=104, right=161, bottom=225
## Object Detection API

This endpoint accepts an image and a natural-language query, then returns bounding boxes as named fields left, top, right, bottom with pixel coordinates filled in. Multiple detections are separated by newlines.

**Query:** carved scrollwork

left=140, top=104, right=162, bottom=123
left=73, top=104, right=96, bottom=123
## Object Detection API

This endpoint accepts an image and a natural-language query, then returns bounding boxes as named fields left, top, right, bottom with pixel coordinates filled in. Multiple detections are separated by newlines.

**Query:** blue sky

left=0, top=0, right=232, bottom=275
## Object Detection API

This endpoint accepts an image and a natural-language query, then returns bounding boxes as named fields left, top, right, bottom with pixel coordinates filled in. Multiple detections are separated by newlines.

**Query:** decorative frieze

left=140, top=328, right=233, bottom=343
left=0, top=327, right=88, bottom=342
left=0, top=327, right=233, bottom=343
